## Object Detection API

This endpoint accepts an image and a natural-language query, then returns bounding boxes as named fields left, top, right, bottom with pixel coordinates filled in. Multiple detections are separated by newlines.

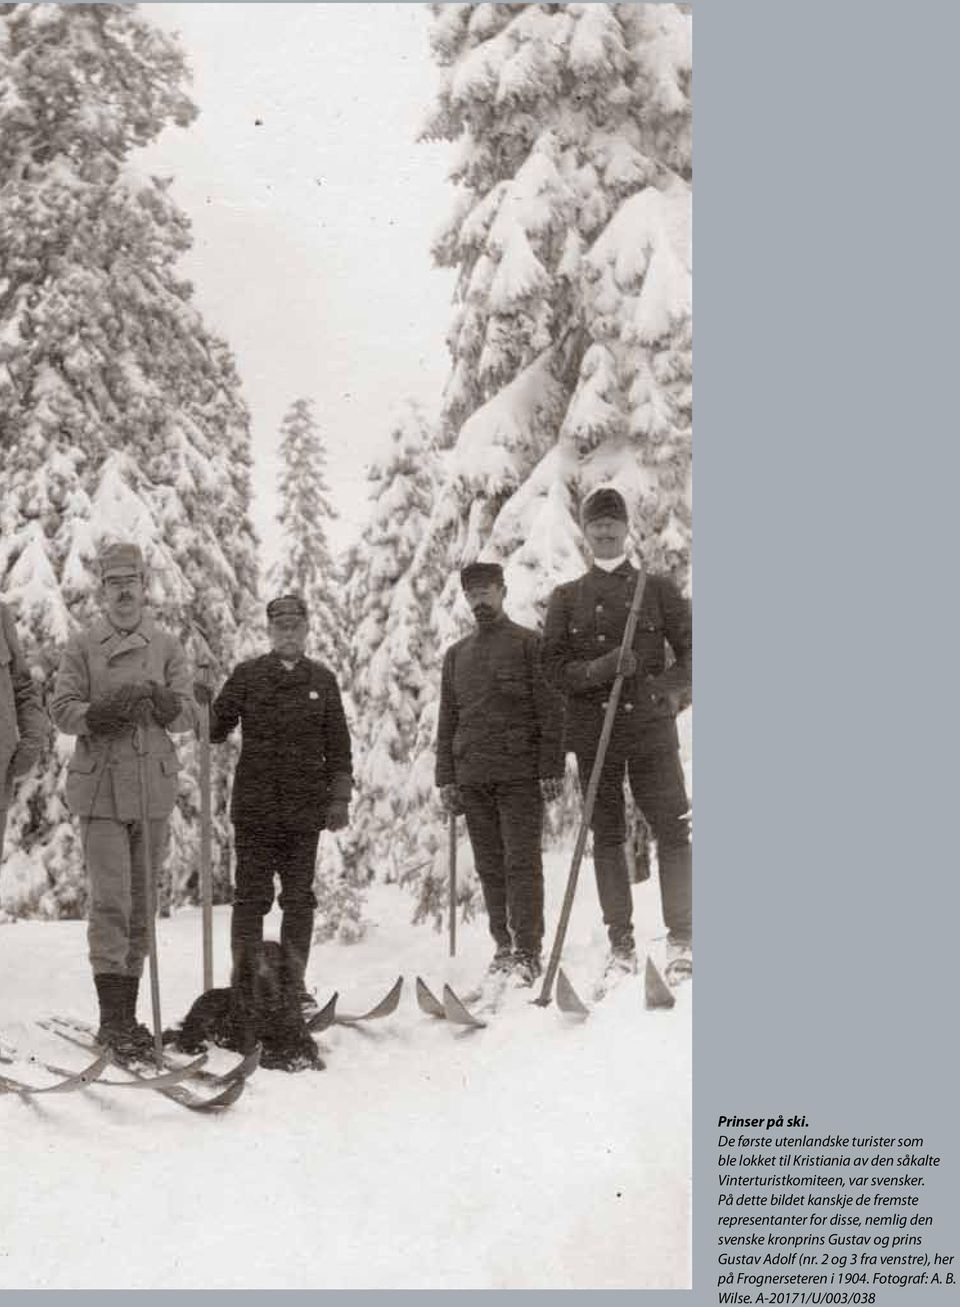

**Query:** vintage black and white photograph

left=0, top=2, right=692, bottom=1289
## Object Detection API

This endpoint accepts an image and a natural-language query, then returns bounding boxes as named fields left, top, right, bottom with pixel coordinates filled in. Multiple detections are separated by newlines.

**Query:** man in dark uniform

left=435, top=562, right=565, bottom=986
left=1, top=600, right=46, bottom=865
left=195, top=594, right=353, bottom=1043
left=542, top=487, right=692, bottom=981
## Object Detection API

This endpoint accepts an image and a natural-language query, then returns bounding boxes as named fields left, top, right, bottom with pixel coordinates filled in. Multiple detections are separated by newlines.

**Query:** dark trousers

left=459, top=780, right=545, bottom=958
left=232, top=825, right=320, bottom=991
left=575, top=718, right=692, bottom=947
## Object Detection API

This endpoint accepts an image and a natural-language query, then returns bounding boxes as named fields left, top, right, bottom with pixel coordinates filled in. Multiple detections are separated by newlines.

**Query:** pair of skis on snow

left=414, top=968, right=592, bottom=1029
left=415, top=953, right=680, bottom=1030
left=0, top=976, right=407, bottom=1111
left=0, top=975, right=407, bottom=1109
left=1, top=1020, right=259, bottom=1111
left=301, top=975, right=404, bottom=1032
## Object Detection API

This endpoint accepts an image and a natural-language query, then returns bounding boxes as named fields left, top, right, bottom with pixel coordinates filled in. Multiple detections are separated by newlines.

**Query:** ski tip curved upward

left=371, top=975, right=404, bottom=1017
left=305, top=991, right=338, bottom=1033
left=415, top=976, right=446, bottom=1018
left=198, top=1072, right=247, bottom=1110
left=556, top=968, right=590, bottom=1019
left=644, top=955, right=676, bottom=1010
left=335, top=976, right=404, bottom=1025
left=441, top=983, right=486, bottom=1029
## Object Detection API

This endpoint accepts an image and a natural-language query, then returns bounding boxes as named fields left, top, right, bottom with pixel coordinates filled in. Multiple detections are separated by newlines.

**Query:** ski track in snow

left=0, top=854, right=689, bottom=1289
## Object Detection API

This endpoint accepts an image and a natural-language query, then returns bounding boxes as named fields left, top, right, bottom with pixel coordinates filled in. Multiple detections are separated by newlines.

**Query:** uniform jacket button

left=597, top=634, right=606, bottom=643
left=624, top=703, right=634, bottom=713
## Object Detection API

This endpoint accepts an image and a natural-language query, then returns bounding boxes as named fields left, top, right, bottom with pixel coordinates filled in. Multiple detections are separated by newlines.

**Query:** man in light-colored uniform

left=51, top=543, right=196, bottom=1054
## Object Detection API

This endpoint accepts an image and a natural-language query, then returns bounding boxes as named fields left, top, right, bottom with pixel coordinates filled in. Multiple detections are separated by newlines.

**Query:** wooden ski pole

left=535, top=570, right=648, bottom=1007
left=135, top=724, right=164, bottom=1068
left=196, top=647, right=214, bottom=992
left=448, top=812, right=457, bottom=957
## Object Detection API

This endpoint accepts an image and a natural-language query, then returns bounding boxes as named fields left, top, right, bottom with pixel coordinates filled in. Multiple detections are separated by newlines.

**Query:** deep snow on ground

left=0, top=853, right=690, bottom=1290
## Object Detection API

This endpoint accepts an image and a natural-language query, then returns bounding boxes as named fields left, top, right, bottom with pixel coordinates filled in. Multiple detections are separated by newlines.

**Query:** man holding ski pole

left=435, top=562, right=565, bottom=988
left=542, top=487, right=692, bottom=984
left=50, top=543, right=196, bottom=1055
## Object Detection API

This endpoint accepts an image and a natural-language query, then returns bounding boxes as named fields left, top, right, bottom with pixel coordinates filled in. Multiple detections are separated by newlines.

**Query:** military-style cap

left=266, top=594, right=308, bottom=621
left=98, top=542, right=145, bottom=578
left=460, top=561, right=504, bottom=591
left=581, top=486, right=628, bottom=526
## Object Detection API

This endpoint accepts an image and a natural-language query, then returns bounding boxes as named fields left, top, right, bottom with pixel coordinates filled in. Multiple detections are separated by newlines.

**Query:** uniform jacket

left=50, top=615, right=196, bottom=821
left=210, top=653, right=353, bottom=833
left=542, top=563, right=692, bottom=754
left=435, top=615, right=565, bottom=788
left=1, top=603, right=47, bottom=811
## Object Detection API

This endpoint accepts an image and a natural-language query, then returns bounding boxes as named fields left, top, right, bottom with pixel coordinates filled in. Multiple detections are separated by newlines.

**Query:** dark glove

left=148, top=680, right=181, bottom=727
left=86, top=684, right=142, bottom=737
left=86, top=684, right=153, bottom=735
left=638, top=677, right=676, bottom=713
left=586, top=647, right=638, bottom=684
left=439, top=783, right=463, bottom=817
left=127, top=693, right=156, bottom=727
left=85, top=698, right=127, bottom=735
left=193, top=680, right=214, bottom=706
left=326, top=801, right=349, bottom=832
left=9, top=741, right=40, bottom=780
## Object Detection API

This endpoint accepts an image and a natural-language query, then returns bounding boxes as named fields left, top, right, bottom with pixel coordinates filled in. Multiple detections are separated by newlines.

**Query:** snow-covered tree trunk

left=0, top=3, right=259, bottom=917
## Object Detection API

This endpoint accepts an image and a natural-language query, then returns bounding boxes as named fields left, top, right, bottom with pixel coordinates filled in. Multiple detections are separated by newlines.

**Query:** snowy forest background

left=0, top=3, right=692, bottom=939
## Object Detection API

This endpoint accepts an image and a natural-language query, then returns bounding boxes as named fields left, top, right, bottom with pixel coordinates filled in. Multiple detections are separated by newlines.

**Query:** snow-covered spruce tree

left=321, top=402, right=441, bottom=939
left=270, top=397, right=346, bottom=671
left=269, top=397, right=357, bottom=939
left=0, top=3, right=259, bottom=918
left=422, top=2, right=691, bottom=597
left=394, top=3, right=692, bottom=898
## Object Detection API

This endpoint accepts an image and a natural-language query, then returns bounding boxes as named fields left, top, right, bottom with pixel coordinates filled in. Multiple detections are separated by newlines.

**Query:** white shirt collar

left=593, top=555, right=628, bottom=573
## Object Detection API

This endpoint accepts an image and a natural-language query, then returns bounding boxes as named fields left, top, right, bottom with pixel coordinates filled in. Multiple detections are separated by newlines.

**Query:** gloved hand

left=192, top=680, right=214, bottom=706
left=85, top=684, right=152, bottom=735
left=540, top=777, right=565, bottom=803
left=9, top=741, right=40, bottom=779
left=148, top=680, right=180, bottom=727
left=439, top=784, right=463, bottom=817
left=326, top=801, right=349, bottom=832
left=638, top=677, right=676, bottom=713
left=127, top=693, right=157, bottom=727
left=586, top=647, right=638, bottom=684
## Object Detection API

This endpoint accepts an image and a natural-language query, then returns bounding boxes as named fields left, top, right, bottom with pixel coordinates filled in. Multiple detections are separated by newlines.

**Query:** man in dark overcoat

left=1, top=600, right=46, bottom=864
left=542, top=487, right=692, bottom=981
left=196, top=594, right=353, bottom=1036
left=435, top=562, right=565, bottom=986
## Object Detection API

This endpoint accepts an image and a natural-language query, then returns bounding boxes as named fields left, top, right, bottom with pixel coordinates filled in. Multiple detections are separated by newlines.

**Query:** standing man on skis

left=194, top=594, right=353, bottom=1050
left=435, top=562, right=565, bottom=987
left=542, top=486, right=692, bottom=983
left=1, top=601, right=47, bottom=864
left=50, top=542, right=196, bottom=1054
